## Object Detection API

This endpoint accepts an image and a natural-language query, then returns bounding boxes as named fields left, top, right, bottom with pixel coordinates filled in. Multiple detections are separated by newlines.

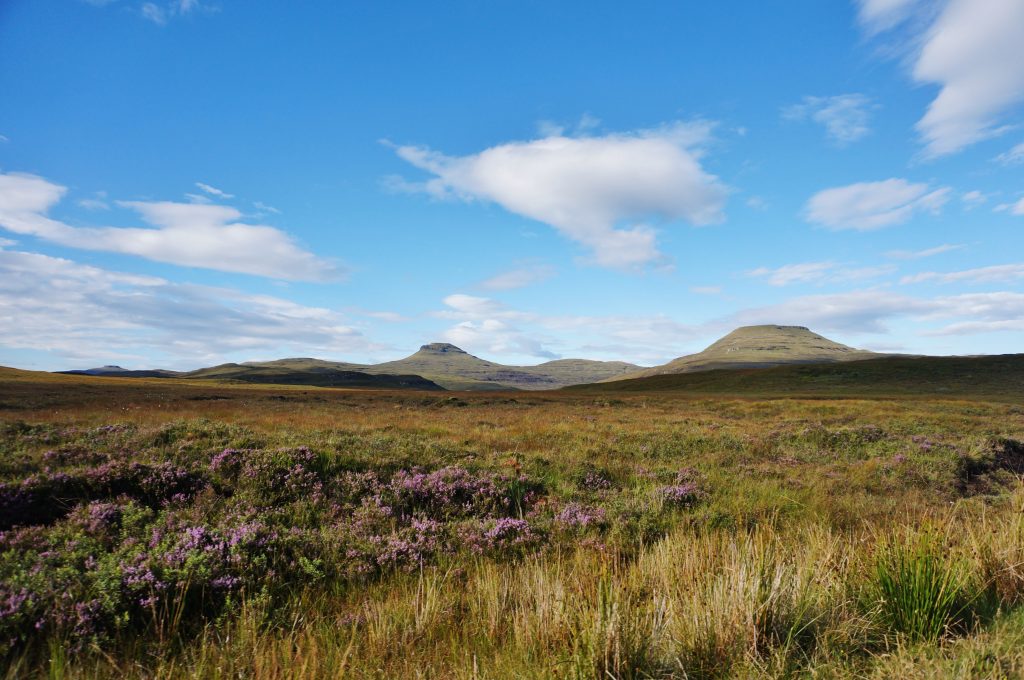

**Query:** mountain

left=570, top=354, right=1024, bottom=401
left=183, top=363, right=443, bottom=390
left=61, top=366, right=181, bottom=378
left=610, top=325, right=880, bottom=381
left=365, top=343, right=639, bottom=390
left=55, top=344, right=640, bottom=391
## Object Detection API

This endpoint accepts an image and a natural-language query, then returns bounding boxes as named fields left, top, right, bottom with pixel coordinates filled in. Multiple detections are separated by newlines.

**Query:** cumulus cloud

left=782, top=94, right=875, bottom=145
left=0, top=172, right=340, bottom=281
left=443, top=319, right=558, bottom=360
left=480, top=264, right=555, bottom=290
left=901, top=263, right=1024, bottom=285
left=885, top=243, right=963, bottom=259
left=747, top=261, right=895, bottom=287
left=0, top=245, right=377, bottom=368
left=434, top=295, right=555, bottom=358
left=390, top=122, right=728, bottom=269
left=805, top=178, right=950, bottom=230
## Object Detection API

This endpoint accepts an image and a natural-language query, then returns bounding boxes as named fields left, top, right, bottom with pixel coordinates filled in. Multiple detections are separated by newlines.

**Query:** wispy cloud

left=860, top=0, right=1024, bottom=157
left=855, top=0, right=923, bottom=35
left=195, top=182, right=234, bottom=199
left=993, top=198, right=1024, bottom=216
left=747, top=261, right=895, bottom=286
left=805, top=178, right=950, bottom=230
left=77, top=191, right=111, bottom=211
left=730, top=288, right=1024, bottom=337
left=994, top=142, right=1024, bottom=166
left=480, top=264, right=555, bottom=291
left=253, top=201, right=281, bottom=215
left=0, top=172, right=341, bottom=281
left=901, top=263, right=1024, bottom=285
left=885, top=243, right=963, bottom=260
left=389, top=121, right=728, bottom=270
left=0, top=245, right=377, bottom=368
left=782, top=94, right=875, bottom=145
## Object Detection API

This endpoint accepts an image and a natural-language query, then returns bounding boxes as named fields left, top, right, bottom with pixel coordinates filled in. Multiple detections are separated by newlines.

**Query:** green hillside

left=573, top=354, right=1024, bottom=400
left=612, top=325, right=880, bottom=381
left=365, top=343, right=639, bottom=390
left=184, top=363, right=443, bottom=390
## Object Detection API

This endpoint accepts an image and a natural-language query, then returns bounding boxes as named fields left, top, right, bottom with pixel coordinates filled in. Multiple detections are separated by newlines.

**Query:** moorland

left=2, top=364, right=1024, bottom=678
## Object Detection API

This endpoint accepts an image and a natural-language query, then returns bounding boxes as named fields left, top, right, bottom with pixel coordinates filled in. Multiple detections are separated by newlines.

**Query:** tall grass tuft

left=872, top=529, right=973, bottom=642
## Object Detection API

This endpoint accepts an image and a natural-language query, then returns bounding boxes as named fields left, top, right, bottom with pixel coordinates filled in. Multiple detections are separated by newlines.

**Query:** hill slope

left=58, top=344, right=639, bottom=391
left=365, top=343, right=638, bottom=390
left=185, top=364, right=443, bottom=390
left=572, top=354, right=1024, bottom=400
left=615, top=325, right=880, bottom=380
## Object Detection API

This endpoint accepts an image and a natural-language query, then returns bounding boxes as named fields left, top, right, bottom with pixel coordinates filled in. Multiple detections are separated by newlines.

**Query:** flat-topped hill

left=613, top=325, right=880, bottom=380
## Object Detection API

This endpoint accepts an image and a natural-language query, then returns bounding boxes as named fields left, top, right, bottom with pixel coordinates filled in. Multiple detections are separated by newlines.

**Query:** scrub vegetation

left=2, top=370, right=1024, bottom=678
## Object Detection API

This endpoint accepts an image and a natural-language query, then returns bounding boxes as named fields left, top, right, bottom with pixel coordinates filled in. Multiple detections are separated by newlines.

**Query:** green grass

left=571, top=354, right=1024, bottom=401
left=2, top=372, right=1024, bottom=677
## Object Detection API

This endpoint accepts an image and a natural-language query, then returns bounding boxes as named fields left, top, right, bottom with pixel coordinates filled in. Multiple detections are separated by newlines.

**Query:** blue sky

left=1, top=0, right=1023, bottom=370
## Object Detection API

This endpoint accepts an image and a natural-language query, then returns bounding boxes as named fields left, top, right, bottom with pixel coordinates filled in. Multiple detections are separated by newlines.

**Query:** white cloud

left=911, top=0, right=1024, bottom=157
left=994, top=197, right=1024, bottom=215
left=435, top=294, right=528, bottom=321
left=782, top=94, right=875, bottom=145
left=141, top=2, right=166, bottom=24
left=195, top=182, right=234, bottom=199
left=0, top=172, right=340, bottom=281
left=137, top=0, right=210, bottom=24
left=78, top=197, right=110, bottom=211
left=0, top=134, right=8, bottom=144
left=364, top=311, right=407, bottom=322
left=748, top=261, right=895, bottom=287
left=442, top=319, right=558, bottom=360
left=390, top=122, right=728, bottom=270
left=805, top=178, right=950, bottom=230
left=994, top=142, right=1024, bottom=166
left=961, top=190, right=987, bottom=207
left=856, top=0, right=922, bottom=34
left=748, top=262, right=836, bottom=286
left=0, top=245, right=377, bottom=368
left=733, top=287, right=1024, bottom=337
left=885, top=243, right=963, bottom=259
left=731, top=290, right=929, bottom=334
left=480, top=264, right=555, bottom=290
left=901, top=263, right=1024, bottom=285
left=253, top=201, right=281, bottom=215
left=690, top=285, right=722, bottom=295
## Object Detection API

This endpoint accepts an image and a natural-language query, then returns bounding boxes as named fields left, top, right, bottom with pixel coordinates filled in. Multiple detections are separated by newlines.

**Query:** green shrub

left=872, top=530, right=974, bottom=642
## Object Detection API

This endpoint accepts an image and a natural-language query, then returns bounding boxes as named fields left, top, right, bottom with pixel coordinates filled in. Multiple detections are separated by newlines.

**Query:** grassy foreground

left=2, top=372, right=1024, bottom=678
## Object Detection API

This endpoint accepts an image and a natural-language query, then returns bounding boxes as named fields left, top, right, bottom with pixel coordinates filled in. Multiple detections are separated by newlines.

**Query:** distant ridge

left=56, top=343, right=641, bottom=391
left=610, top=325, right=880, bottom=381
left=365, top=343, right=639, bottom=390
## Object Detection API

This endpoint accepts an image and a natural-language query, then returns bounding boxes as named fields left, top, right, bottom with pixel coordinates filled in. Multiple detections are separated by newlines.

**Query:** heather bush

left=1, top=394, right=1023, bottom=677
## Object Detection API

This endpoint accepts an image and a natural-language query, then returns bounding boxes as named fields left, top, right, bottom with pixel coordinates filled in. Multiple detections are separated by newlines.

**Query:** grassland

left=2, top=369, right=1024, bottom=678
left=574, top=354, right=1024, bottom=402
